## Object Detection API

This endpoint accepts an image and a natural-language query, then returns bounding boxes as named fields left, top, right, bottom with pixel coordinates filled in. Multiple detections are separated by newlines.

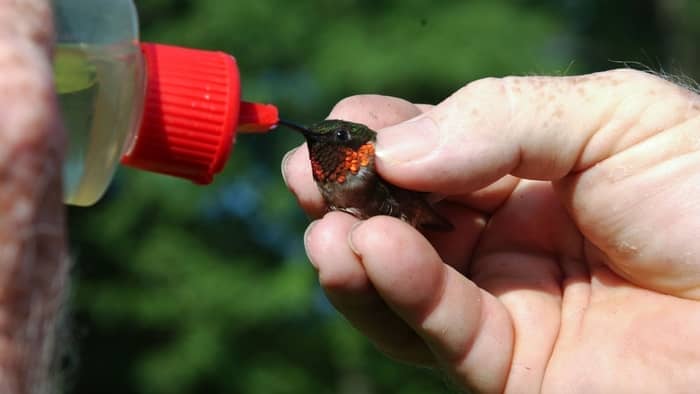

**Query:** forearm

left=0, top=1, right=68, bottom=393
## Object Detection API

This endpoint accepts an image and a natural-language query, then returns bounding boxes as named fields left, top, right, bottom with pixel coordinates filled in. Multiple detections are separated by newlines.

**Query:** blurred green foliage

left=65, top=1, right=699, bottom=393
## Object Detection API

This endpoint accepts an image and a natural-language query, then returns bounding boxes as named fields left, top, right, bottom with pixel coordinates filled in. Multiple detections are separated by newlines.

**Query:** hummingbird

left=280, top=119, right=453, bottom=231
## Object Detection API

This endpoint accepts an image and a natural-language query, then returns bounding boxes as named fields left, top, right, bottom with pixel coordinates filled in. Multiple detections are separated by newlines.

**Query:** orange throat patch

left=311, top=142, right=374, bottom=184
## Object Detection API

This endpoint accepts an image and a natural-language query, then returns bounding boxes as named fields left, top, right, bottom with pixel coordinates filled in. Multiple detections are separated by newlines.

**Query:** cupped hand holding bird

left=282, top=69, right=700, bottom=393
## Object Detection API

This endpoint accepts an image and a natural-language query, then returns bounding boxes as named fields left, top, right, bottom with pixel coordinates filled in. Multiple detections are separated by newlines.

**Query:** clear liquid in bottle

left=54, top=42, right=144, bottom=206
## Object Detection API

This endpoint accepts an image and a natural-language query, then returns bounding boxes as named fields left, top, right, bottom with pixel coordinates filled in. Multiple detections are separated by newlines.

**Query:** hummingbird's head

left=279, top=119, right=377, bottom=184
left=280, top=119, right=375, bottom=149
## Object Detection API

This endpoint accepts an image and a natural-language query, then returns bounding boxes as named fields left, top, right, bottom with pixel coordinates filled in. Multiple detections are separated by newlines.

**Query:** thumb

left=374, top=70, right=691, bottom=195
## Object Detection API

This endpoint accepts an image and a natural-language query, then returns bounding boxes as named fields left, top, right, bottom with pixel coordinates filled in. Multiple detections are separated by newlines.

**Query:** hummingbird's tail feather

left=415, top=205, right=454, bottom=232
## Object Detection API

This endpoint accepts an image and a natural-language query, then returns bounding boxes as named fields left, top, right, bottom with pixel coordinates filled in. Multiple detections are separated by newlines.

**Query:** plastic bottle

left=53, top=0, right=279, bottom=206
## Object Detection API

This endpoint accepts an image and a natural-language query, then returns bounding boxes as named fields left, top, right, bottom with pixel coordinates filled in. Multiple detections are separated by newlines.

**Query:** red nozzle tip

left=238, top=101, right=279, bottom=133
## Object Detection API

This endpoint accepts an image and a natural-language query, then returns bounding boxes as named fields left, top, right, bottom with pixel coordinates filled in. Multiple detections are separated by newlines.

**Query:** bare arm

left=0, top=1, right=68, bottom=393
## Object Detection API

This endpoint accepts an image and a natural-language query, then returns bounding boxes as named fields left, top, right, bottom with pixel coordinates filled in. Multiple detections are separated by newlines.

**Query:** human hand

left=282, top=70, right=700, bottom=393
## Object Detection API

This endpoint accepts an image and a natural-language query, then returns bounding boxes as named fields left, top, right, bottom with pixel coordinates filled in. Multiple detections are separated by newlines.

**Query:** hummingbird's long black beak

left=277, top=119, right=313, bottom=136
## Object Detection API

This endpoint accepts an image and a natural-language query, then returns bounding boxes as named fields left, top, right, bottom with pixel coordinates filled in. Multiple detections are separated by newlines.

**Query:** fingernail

left=375, top=116, right=439, bottom=164
left=303, top=220, right=319, bottom=269
left=280, top=147, right=298, bottom=187
left=347, top=221, right=365, bottom=256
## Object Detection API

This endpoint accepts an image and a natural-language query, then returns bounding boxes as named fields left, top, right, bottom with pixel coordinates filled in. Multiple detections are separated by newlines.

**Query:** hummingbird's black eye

left=335, top=129, right=351, bottom=141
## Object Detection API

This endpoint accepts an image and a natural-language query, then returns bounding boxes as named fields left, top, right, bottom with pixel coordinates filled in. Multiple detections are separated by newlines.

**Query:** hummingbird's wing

left=376, top=180, right=454, bottom=232
left=407, top=196, right=455, bottom=232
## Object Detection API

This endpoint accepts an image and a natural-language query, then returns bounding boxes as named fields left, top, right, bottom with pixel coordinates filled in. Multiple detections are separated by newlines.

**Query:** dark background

left=65, top=1, right=700, bottom=393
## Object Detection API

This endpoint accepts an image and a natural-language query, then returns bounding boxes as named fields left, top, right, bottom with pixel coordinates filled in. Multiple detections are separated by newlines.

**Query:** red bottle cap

left=120, top=43, right=279, bottom=184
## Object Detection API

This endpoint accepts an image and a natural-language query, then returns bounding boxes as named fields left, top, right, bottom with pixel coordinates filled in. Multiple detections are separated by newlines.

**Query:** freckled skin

left=288, top=119, right=453, bottom=231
